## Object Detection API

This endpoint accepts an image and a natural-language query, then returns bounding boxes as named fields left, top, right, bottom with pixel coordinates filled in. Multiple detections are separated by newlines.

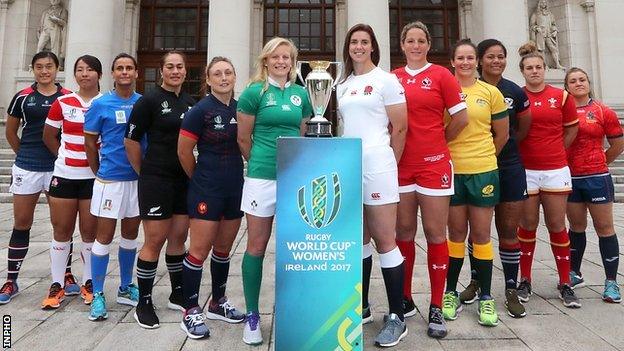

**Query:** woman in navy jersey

left=177, top=56, right=245, bottom=339
left=1, top=52, right=73, bottom=304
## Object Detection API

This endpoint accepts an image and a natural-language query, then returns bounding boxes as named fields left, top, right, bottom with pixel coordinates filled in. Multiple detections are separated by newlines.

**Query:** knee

left=545, top=218, right=565, bottom=233
left=247, top=236, right=269, bottom=256
left=594, top=222, right=615, bottom=236
left=396, top=221, right=416, bottom=241
left=143, top=235, right=166, bottom=253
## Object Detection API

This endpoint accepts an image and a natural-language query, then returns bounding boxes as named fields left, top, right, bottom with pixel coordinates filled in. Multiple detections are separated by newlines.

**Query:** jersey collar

left=268, top=76, right=291, bottom=89
left=404, top=63, right=432, bottom=76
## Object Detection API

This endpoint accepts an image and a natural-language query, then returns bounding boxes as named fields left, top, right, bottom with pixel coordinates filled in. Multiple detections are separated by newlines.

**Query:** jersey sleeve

left=237, top=84, right=261, bottom=116
left=440, top=69, right=467, bottom=115
left=490, top=86, right=509, bottom=120
left=45, top=99, right=63, bottom=129
left=515, top=86, right=531, bottom=115
left=562, top=91, right=578, bottom=127
left=300, top=88, right=313, bottom=118
left=6, top=92, right=25, bottom=119
left=382, top=74, right=406, bottom=106
left=84, top=99, right=103, bottom=135
left=180, top=104, right=205, bottom=141
left=603, top=105, right=623, bottom=139
left=126, top=95, right=153, bottom=141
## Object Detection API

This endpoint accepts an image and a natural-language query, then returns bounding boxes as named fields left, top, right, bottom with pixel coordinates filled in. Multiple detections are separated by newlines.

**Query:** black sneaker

left=180, top=306, right=210, bottom=339
left=559, top=284, right=581, bottom=308
left=517, top=279, right=532, bottom=303
left=134, top=302, right=160, bottom=329
left=362, top=305, right=373, bottom=324
left=427, top=305, right=447, bottom=339
left=402, top=297, right=417, bottom=318
left=167, top=286, right=184, bottom=311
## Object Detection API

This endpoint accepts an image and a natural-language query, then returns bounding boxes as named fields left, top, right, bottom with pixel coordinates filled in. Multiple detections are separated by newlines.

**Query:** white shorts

left=363, top=170, right=400, bottom=206
left=90, top=179, right=140, bottom=219
left=241, top=177, right=276, bottom=217
left=526, top=166, right=572, bottom=195
left=9, top=164, right=53, bottom=195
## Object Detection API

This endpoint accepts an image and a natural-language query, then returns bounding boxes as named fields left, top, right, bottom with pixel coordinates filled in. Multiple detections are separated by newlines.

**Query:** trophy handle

left=331, top=61, right=344, bottom=89
left=296, top=61, right=307, bottom=85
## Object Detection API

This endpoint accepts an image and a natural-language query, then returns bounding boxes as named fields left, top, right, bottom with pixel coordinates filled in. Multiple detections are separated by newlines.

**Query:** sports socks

left=549, top=229, right=571, bottom=285
left=362, top=243, right=373, bottom=309
left=91, top=241, right=110, bottom=293
left=7, top=228, right=30, bottom=281
left=446, top=240, right=465, bottom=293
left=118, top=238, right=138, bottom=290
left=499, top=241, right=521, bottom=289
left=66, top=238, right=74, bottom=274
left=518, top=227, right=537, bottom=281
left=467, top=240, right=478, bottom=281
left=396, top=240, right=415, bottom=300
left=427, top=241, right=448, bottom=307
left=210, top=250, right=231, bottom=302
left=472, top=242, right=494, bottom=297
left=81, top=241, right=94, bottom=284
left=569, top=230, right=586, bottom=274
left=599, top=234, right=619, bottom=280
left=379, top=247, right=405, bottom=321
left=50, top=240, right=71, bottom=285
left=242, top=252, right=264, bottom=313
left=165, top=253, right=185, bottom=294
left=136, top=258, right=158, bottom=306
left=182, top=253, right=203, bottom=309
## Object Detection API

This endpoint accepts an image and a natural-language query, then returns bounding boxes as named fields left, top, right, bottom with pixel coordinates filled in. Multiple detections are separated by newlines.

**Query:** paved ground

left=0, top=202, right=624, bottom=351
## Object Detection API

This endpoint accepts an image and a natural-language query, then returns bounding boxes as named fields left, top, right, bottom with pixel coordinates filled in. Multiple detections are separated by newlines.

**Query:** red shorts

left=398, top=159, right=454, bottom=196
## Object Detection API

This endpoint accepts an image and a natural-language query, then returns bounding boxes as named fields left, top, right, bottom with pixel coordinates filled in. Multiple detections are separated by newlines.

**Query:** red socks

left=396, top=240, right=415, bottom=299
left=427, top=242, right=448, bottom=308
left=518, top=227, right=537, bottom=281
left=549, top=229, right=571, bottom=285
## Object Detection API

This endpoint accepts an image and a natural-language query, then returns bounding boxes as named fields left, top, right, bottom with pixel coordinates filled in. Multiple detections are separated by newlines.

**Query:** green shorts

left=450, top=170, right=500, bottom=207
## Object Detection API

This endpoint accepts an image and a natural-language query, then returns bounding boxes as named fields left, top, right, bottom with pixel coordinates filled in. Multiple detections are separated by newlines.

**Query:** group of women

left=1, top=20, right=621, bottom=348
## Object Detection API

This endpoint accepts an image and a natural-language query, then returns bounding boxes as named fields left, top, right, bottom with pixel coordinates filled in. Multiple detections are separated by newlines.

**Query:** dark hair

left=518, top=41, right=544, bottom=71
left=111, top=53, right=137, bottom=71
left=476, top=39, right=507, bottom=75
left=204, top=56, right=236, bottom=95
left=74, top=55, right=103, bottom=78
left=564, top=67, right=593, bottom=99
left=341, top=23, right=380, bottom=82
left=31, top=51, right=59, bottom=68
left=450, top=38, right=477, bottom=60
left=160, top=50, right=187, bottom=69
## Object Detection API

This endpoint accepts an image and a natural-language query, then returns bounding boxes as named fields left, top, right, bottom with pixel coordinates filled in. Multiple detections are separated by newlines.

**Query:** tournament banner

left=276, top=137, right=363, bottom=351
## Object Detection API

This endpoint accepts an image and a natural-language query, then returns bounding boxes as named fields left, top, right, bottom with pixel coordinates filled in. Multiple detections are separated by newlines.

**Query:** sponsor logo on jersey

left=363, top=85, right=373, bottom=95
left=229, top=117, right=237, bottom=124
left=504, top=97, right=514, bottom=110
left=548, top=97, right=558, bottom=108
left=350, top=90, right=357, bottom=96
left=265, top=93, right=277, bottom=106
left=297, top=173, right=341, bottom=229
left=250, top=200, right=258, bottom=210
left=534, top=101, right=542, bottom=107
left=281, top=104, right=292, bottom=111
left=115, top=110, right=126, bottom=124
left=290, top=95, right=302, bottom=106
left=179, top=113, right=185, bottom=120
left=481, top=184, right=495, bottom=197
left=423, top=153, right=445, bottom=162
left=127, top=123, right=136, bottom=138
left=421, top=77, right=432, bottom=89
left=592, top=196, right=606, bottom=202
left=43, top=100, right=51, bottom=107
left=476, top=98, right=487, bottom=107
left=27, top=96, right=36, bottom=107
left=406, top=78, right=417, bottom=85
left=431, top=264, right=447, bottom=270
left=103, top=199, right=113, bottom=210
left=68, top=108, right=78, bottom=119
left=371, top=192, right=381, bottom=200
left=214, top=115, right=225, bottom=130
left=147, top=206, right=162, bottom=216
left=197, top=202, right=208, bottom=215
left=14, top=176, right=23, bottom=187
left=161, top=101, right=172, bottom=114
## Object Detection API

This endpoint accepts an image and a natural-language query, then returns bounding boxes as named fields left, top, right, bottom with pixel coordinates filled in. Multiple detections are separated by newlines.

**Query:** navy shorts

left=499, top=165, right=528, bottom=203
left=187, top=191, right=243, bottom=221
left=139, top=175, right=188, bottom=219
left=48, top=176, right=94, bottom=200
left=568, top=174, right=614, bottom=204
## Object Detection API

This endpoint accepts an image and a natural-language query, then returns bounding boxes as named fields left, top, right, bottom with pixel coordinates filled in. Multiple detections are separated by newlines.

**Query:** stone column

left=208, top=0, right=251, bottom=96
left=64, top=0, right=126, bottom=91
left=124, top=0, right=140, bottom=55
left=479, top=0, right=530, bottom=85
left=593, top=0, right=624, bottom=109
left=0, top=0, right=14, bottom=118
left=459, top=0, right=473, bottom=39
left=580, top=1, right=600, bottom=98
left=346, top=0, right=390, bottom=71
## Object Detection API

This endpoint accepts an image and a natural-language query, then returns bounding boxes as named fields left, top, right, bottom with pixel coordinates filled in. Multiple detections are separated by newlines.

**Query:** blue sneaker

left=63, top=273, right=80, bottom=296
left=603, top=280, right=622, bottom=303
left=89, top=292, right=108, bottom=321
left=0, top=281, right=19, bottom=304
left=180, top=306, right=210, bottom=339
left=117, top=283, right=139, bottom=307
left=569, top=271, right=585, bottom=289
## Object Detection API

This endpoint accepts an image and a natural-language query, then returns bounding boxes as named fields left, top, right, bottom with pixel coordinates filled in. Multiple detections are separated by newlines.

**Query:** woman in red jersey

left=565, top=67, right=623, bottom=303
left=515, top=42, right=580, bottom=308
left=392, top=21, right=467, bottom=339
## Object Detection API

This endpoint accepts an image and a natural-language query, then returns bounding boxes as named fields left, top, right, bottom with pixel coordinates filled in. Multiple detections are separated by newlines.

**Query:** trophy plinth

left=297, top=60, right=343, bottom=138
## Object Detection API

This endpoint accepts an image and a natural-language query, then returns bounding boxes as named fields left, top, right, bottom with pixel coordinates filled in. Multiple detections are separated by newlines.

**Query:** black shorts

left=568, top=174, right=614, bottom=204
left=138, top=175, right=188, bottom=220
left=48, top=176, right=94, bottom=200
left=499, top=165, right=528, bottom=203
left=187, top=191, right=243, bottom=221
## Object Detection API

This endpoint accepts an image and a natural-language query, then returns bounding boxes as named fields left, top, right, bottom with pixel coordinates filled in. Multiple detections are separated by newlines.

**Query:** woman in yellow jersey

left=442, top=39, right=509, bottom=327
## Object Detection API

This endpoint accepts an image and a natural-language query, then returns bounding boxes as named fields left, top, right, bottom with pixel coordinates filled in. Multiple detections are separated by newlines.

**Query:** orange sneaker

left=81, top=279, right=94, bottom=305
left=41, top=282, right=65, bottom=310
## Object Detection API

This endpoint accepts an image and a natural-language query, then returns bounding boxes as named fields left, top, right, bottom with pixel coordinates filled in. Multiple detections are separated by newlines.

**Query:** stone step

left=0, top=158, right=12, bottom=167
left=0, top=166, right=10, bottom=175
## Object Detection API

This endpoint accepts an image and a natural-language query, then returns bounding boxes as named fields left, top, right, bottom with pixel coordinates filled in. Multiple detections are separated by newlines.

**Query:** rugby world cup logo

left=297, top=173, right=341, bottom=229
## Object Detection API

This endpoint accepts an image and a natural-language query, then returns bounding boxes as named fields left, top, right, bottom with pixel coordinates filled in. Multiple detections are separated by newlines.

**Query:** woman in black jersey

left=177, top=56, right=245, bottom=339
left=124, top=51, right=195, bottom=329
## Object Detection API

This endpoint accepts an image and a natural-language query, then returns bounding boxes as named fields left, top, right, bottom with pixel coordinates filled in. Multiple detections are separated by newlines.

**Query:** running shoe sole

left=478, top=318, right=499, bottom=327
left=517, top=293, right=531, bottom=303
left=444, top=304, right=463, bottom=320
left=242, top=336, right=263, bottom=346
left=505, top=302, right=527, bottom=318
left=179, top=321, right=209, bottom=339
left=205, top=311, right=245, bottom=324
left=0, top=291, right=19, bottom=305
left=570, top=281, right=586, bottom=290
left=117, top=296, right=138, bottom=307
left=167, top=301, right=185, bottom=311
left=603, top=296, right=622, bottom=304
left=462, top=295, right=478, bottom=305
left=134, top=311, right=160, bottom=329
left=375, top=326, right=408, bottom=347
left=88, top=313, right=108, bottom=321
left=560, top=296, right=581, bottom=308
left=64, top=287, right=80, bottom=296
left=41, top=297, right=64, bottom=310
left=403, top=306, right=418, bottom=318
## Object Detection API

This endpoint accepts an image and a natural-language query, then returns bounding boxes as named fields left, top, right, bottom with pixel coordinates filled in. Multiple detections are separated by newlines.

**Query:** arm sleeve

left=491, top=87, right=509, bottom=120
left=301, top=89, right=313, bottom=118
left=180, top=104, right=205, bottom=141
left=603, top=105, right=623, bottom=138
left=45, top=99, right=63, bottom=128
left=515, top=87, right=531, bottom=115
left=126, top=96, right=153, bottom=141
left=83, top=100, right=103, bottom=135
left=382, top=73, right=406, bottom=106
left=237, top=85, right=261, bottom=115
left=561, top=91, right=578, bottom=127
left=7, top=92, right=24, bottom=119
left=441, top=70, right=467, bottom=115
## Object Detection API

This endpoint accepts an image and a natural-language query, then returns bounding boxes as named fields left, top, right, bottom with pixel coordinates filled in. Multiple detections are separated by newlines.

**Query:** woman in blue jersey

left=1, top=51, right=74, bottom=304
left=177, top=56, right=245, bottom=339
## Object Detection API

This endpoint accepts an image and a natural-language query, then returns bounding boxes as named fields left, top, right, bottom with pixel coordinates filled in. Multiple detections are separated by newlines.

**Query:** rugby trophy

left=297, top=60, right=343, bottom=137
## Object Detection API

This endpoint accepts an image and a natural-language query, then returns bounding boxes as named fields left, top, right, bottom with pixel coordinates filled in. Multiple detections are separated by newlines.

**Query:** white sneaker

left=243, top=311, right=263, bottom=345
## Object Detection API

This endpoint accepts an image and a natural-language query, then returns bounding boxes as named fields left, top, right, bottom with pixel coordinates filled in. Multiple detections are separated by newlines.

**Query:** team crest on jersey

left=214, top=115, right=225, bottom=130
left=460, top=93, right=467, bottom=101
left=197, top=202, right=208, bottom=215
left=14, top=176, right=23, bottom=187
left=68, top=108, right=78, bottom=119
left=290, top=95, right=302, bottom=106
left=127, top=123, right=136, bottom=138
left=27, top=96, right=36, bottom=107
left=103, top=199, right=113, bottom=210
left=504, top=97, right=514, bottom=110
left=50, top=177, right=59, bottom=188
left=161, top=101, right=172, bottom=114
left=441, top=173, right=449, bottom=187
left=363, top=86, right=373, bottom=95
left=481, top=184, right=495, bottom=197
left=421, top=77, right=432, bottom=89
left=476, top=98, right=487, bottom=107
left=548, top=97, right=558, bottom=108
left=265, top=93, right=277, bottom=106
left=586, top=111, right=596, bottom=123
left=350, top=90, right=358, bottom=96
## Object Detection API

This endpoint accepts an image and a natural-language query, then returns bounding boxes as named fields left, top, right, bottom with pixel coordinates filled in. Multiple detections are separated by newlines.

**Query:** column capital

left=459, top=0, right=473, bottom=12
left=581, top=1, right=595, bottom=13
left=126, top=0, right=140, bottom=6
left=0, top=0, right=14, bottom=10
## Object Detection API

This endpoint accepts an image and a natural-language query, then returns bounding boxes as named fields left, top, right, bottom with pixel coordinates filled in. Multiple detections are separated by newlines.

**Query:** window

left=389, top=0, right=459, bottom=68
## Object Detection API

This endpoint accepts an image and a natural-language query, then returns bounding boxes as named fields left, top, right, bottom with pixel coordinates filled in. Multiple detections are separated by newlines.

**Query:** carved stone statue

left=36, top=0, right=67, bottom=66
left=529, top=0, right=565, bottom=69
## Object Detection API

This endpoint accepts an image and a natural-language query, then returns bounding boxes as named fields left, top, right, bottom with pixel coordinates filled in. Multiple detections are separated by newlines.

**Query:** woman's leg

left=419, top=194, right=450, bottom=309
left=396, top=191, right=418, bottom=305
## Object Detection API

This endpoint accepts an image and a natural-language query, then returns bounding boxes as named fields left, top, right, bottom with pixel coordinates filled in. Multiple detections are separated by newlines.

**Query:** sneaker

left=374, top=313, right=408, bottom=347
left=442, top=291, right=463, bottom=320
left=206, top=297, right=245, bottom=323
left=459, top=279, right=480, bottom=304
left=569, top=271, right=586, bottom=289
left=80, top=279, right=93, bottom=305
left=602, top=280, right=622, bottom=303
left=0, top=281, right=19, bottom=304
left=167, top=286, right=184, bottom=311
left=64, top=273, right=80, bottom=296
left=402, top=297, right=417, bottom=318
left=505, top=288, right=526, bottom=318
left=41, top=282, right=65, bottom=309
left=180, top=306, right=210, bottom=339
left=427, top=305, right=447, bottom=339
left=362, top=305, right=373, bottom=324
left=243, top=312, right=263, bottom=345
left=478, top=298, right=499, bottom=326
left=134, top=302, right=160, bottom=329
left=559, top=284, right=581, bottom=308
left=517, top=279, right=532, bottom=303
left=89, top=292, right=108, bottom=321
left=117, top=283, right=139, bottom=307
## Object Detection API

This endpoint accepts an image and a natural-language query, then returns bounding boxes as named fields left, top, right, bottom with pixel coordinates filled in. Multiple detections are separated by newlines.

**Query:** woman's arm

left=84, top=132, right=100, bottom=175
left=386, top=103, right=408, bottom=163
left=491, top=116, right=510, bottom=156
left=237, top=112, right=255, bottom=161
left=5, top=116, right=21, bottom=154
left=43, top=124, right=61, bottom=156
left=606, top=136, right=624, bottom=165
left=177, top=134, right=197, bottom=178
left=515, top=109, right=532, bottom=143
left=124, top=138, right=143, bottom=175
left=445, top=108, right=468, bottom=142
left=563, top=124, right=578, bottom=148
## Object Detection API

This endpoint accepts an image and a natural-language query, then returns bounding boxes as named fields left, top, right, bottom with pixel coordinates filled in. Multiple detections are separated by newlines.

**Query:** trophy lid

left=309, top=60, right=331, bottom=70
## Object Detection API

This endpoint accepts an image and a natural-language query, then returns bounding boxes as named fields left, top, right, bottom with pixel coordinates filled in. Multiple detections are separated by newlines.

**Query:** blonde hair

left=518, top=41, right=544, bottom=71
left=249, top=37, right=298, bottom=92
left=401, top=21, right=431, bottom=44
